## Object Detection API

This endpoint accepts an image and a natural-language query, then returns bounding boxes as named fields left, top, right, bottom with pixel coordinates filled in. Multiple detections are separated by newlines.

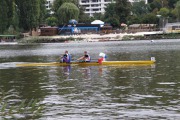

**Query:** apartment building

left=79, top=0, right=115, bottom=16
left=129, top=0, right=148, bottom=4
left=79, top=0, right=148, bottom=16
left=46, top=0, right=54, bottom=10
left=46, top=0, right=148, bottom=16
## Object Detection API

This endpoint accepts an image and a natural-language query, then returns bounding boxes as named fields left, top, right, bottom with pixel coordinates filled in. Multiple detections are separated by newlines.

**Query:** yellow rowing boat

left=16, top=57, right=155, bottom=67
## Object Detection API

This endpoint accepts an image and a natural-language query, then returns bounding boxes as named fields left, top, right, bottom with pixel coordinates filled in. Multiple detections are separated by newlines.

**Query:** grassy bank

left=17, top=33, right=180, bottom=43
left=18, top=36, right=84, bottom=43
left=122, top=33, right=180, bottom=40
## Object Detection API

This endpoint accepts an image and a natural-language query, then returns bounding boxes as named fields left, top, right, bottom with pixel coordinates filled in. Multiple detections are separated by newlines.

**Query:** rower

left=77, top=51, right=91, bottom=62
left=60, top=50, right=71, bottom=63
left=98, top=52, right=107, bottom=64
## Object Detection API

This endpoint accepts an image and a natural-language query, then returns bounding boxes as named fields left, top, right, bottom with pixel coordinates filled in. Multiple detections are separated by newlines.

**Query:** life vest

left=84, top=54, right=91, bottom=62
left=63, top=53, right=71, bottom=63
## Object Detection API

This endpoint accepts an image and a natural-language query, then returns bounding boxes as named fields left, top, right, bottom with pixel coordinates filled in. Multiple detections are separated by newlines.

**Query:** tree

left=174, top=1, right=180, bottom=21
left=57, top=2, right=79, bottom=24
left=39, top=0, right=47, bottom=24
left=131, top=1, right=150, bottom=16
left=149, top=0, right=168, bottom=12
left=115, top=0, right=131, bottom=24
left=158, top=7, right=170, bottom=18
left=93, top=13, right=104, bottom=20
left=141, top=13, right=157, bottom=24
left=78, top=6, right=91, bottom=23
left=0, top=0, right=8, bottom=33
left=15, top=0, right=46, bottom=31
left=127, top=15, right=141, bottom=25
left=167, top=0, right=179, bottom=8
left=53, top=0, right=78, bottom=16
left=104, top=3, right=119, bottom=27
left=46, top=17, right=58, bottom=26
left=104, top=3, right=117, bottom=19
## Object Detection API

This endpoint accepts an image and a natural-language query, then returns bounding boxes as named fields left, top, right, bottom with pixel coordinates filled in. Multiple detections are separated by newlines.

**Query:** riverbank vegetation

left=122, top=33, right=180, bottom=40
left=18, top=36, right=79, bottom=43
left=16, top=33, right=180, bottom=43
left=0, top=0, right=180, bottom=38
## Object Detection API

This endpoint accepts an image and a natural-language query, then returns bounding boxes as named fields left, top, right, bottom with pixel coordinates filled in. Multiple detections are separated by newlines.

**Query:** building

left=46, top=0, right=148, bottom=16
left=164, top=23, right=180, bottom=33
left=79, top=0, right=115, bottom=16
left=46, top=0, right=54, bottom=14
left=129, top=0, right=148, bottom=4
left=79, top=0, right=148, bottom=16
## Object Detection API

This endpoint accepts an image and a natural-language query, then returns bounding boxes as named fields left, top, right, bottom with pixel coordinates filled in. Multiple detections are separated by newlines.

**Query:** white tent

left=91, top=20, right=104, bottom=27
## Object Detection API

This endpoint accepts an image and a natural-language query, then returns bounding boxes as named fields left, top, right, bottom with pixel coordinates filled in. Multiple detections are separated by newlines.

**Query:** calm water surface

left=0, top=40, right=180, bottom=119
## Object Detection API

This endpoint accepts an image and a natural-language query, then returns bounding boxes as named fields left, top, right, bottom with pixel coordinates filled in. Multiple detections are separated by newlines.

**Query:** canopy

left=91, top=20, right=104, bottom=27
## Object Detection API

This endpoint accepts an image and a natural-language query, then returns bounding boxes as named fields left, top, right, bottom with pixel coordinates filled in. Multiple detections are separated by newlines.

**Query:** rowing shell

left=16, top=59, right=155, bottom=67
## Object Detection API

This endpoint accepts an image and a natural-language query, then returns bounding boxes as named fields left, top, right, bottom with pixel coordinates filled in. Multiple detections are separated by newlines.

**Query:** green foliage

left=127, top=15, right=142, bottom=24
left=168, top=0, right=179, bottom=8
left=131, top=1, right=151, bottom=16
left=0, top=89, right=44, bottom=119
left=158, top=7, right=170, bottom=17
left=150, top=0, right=168, bottom=10
left=105, top=17, right=119, bottom=28
left=39, top=0, right=47, bottom=24
left=141, top=13, right=157, bottom=24
left=78, top=6, right=91, bottom=23
left=46, top=17, right=58, bottom=26
left=104, top=3, right=120, bottom=27
left=115, top=0, right=131, bottom=24
left=104, top=3, right=117, bottom=19
left=175, top=1, right=180, bottom=21
left=93, top=13, right=104, bottom=20
left=57, top=2, right=79, bottom=24
left=0, top=0, right=8, bottom=33
left=53, top=0, right=78, bottom=16
left=15, top=0, right=46, bottom=31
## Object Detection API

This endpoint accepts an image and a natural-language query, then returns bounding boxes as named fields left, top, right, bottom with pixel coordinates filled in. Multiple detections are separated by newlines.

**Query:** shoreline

left=2, top=31, right=180, bottom=43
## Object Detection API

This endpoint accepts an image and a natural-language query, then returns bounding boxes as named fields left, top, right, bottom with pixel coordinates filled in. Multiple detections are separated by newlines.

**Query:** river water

left=0, top=40, right=179, bottom=119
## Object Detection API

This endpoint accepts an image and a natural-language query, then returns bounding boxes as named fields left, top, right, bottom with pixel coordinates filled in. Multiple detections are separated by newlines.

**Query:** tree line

left=0, top=0, right=180, bottom=34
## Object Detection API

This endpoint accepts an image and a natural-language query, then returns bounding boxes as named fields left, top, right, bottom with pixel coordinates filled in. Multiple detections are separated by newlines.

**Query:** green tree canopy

left=131, top=1, right=151, bottom=16
left=104, top=3, right=119, bottom=27
left=115, top=0, right=131, bottom=24
left=46, top=16, right=58, bottom=26
left=141, top=13, right=157, bottom=24
left=53, top=0, right=78, bottom=16
left=57, top=2, right=79, bottom=24
left=158, top=7, right=170, bottom=17
left=0, top=0, right=8, bottom=33
left=78, top=6, right=91, bottom=23
left=168, top=0, right=179, bottom=8
left=175, top=1, right=180, bottom=21
left=15, top=0, right=46, bottom=31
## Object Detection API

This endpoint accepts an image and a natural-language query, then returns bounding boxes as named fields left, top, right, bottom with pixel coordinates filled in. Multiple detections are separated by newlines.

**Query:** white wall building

left=46, top=0, right=148, bottom=16
left=79, top=0, right=115, bottom=16
left=46, top=0, right=54, bottom=10
left=79, top=0, right=148, bottom=16
left=129, top=0, right=148, bottom=4
left=46, top=0, right=55, bottom=14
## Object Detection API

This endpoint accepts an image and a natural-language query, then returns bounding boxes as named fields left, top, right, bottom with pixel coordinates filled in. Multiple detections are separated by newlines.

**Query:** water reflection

left=0, top=40, right=180, bottom=119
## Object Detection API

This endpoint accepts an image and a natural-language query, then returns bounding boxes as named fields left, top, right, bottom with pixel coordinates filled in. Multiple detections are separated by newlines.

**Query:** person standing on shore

left=60, top=50, right=71, bottom=63
left=77, top=51, right=91, bottom=62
